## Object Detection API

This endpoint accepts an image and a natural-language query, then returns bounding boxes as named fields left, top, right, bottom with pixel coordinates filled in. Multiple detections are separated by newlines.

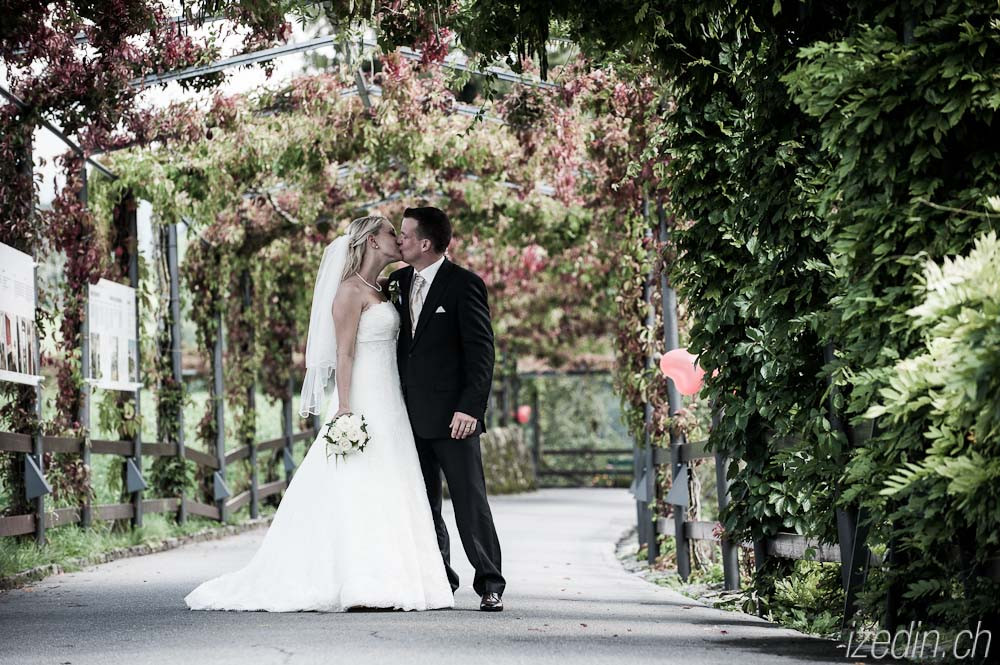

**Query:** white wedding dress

left=184, top=301, right=454, bottom=612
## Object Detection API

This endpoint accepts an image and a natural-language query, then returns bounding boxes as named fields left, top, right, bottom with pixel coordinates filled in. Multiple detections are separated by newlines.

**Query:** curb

left=0, top=514, right=275, bottom=593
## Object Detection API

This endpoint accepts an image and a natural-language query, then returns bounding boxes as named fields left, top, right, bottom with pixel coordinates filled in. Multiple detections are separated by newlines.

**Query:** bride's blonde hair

left=342, top=215, right=389, bottom=281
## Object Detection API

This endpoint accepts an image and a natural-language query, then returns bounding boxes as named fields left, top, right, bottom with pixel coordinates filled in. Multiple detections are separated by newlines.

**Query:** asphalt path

left=0, top=488, right=845, bottom=665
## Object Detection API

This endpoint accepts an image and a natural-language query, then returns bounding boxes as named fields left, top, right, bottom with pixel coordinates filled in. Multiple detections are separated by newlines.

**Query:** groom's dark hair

left=404, top=206, right=452, bottom=254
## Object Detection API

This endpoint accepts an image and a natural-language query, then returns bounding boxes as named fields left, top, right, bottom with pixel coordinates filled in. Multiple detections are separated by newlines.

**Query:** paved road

left=0, top=488, right=844, bottom=664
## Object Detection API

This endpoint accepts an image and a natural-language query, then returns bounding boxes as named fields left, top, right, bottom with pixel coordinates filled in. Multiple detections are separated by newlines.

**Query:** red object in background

left=658, top=348, right=706, bottom=395
left=515, top=405, right=532, bottom=424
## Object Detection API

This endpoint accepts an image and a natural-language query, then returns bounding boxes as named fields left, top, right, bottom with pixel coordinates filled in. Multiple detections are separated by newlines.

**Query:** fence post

left=213, top=308, right=228, bottom=523
left=167, top=222, right=187, bottom=524
left=885, top=531, right=900, bottom=633
left=825, top=342, right=870, bottom=631
left=711, top=404, right=740, bottom=590
left=241, top=270, right=259, bottom=519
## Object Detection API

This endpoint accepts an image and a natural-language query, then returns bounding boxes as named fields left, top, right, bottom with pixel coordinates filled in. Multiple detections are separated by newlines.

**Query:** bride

left=184, top=215, right=454, bottom=612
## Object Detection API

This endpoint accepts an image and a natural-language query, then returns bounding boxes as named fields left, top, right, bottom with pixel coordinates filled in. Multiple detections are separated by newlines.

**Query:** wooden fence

left=497, top=370, right=633, bottom=486
left=630, top=198, right=876, bottom=629
left=647, top=427, right=880, bottom=624
left=0, top=205, right=328, bottom=546
left=0, top=413, right=318, bottom=541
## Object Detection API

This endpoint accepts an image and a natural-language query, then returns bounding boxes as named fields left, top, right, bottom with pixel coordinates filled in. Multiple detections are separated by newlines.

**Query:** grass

left=0, top=501, right=278, bottom=579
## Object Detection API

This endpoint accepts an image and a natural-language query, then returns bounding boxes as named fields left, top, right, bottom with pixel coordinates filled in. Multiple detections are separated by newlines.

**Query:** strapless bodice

left=357, top=300, right=399, bottom=343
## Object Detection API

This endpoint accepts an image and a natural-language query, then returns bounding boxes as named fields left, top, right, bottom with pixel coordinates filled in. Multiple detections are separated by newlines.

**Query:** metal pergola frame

left=5, top=18, right=568, bottom=218
left=132, top=29, right=558, bottom=92
left=0, top=86, right=118, bottom=180
left=10, top=13, right=230, bottom=57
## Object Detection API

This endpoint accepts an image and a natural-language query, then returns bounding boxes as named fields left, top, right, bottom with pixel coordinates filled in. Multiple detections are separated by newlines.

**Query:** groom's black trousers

left=414, top=431, right=506, bottom=597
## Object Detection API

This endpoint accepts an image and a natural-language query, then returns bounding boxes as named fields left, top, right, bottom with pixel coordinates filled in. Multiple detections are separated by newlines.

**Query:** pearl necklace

left=355, top=273, right=382, bottom=292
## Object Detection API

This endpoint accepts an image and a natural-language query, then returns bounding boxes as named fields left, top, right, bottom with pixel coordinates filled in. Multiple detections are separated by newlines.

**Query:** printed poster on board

left=86, top=278, right=142, bottom=392
left=0, top=242, right=42, bottom=387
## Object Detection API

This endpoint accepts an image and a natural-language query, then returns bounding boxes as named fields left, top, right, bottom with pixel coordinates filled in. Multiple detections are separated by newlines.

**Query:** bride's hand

left=334, top=407, right=353, bottom=420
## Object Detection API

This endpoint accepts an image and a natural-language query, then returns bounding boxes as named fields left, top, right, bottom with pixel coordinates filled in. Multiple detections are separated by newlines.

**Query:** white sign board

left=0, top=242, right=42, bottom=386
left=86, top=278, right=142, bottom=392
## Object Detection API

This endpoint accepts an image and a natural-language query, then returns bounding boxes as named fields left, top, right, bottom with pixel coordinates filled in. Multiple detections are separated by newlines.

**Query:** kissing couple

left=185, top=206, right=506, bottom=612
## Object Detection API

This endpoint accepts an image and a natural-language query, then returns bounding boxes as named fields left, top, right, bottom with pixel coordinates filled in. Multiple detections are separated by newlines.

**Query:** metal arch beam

left=10, top=13, right=230, bottom=57
left=0, top=86, right=118, bottom=180
left=91, top=86, right=364, bottom=156
left=131, top=31, right=562, bottom=92
left=130, top=35, right=342, bottom=88
left=387, top=44, right=561, bottom=90
left=361, top=84, right=506, bottom=125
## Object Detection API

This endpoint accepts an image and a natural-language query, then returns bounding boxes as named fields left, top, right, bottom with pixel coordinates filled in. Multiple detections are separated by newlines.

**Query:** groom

left=388, top=206, right=506, bottom=612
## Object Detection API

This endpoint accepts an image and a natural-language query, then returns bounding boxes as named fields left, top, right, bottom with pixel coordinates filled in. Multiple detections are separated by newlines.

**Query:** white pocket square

left=435, top=306, right=446, bottom=313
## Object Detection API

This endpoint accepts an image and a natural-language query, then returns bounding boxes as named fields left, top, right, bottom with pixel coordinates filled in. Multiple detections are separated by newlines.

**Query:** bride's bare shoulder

left=332, top=278, right=365, bottom=315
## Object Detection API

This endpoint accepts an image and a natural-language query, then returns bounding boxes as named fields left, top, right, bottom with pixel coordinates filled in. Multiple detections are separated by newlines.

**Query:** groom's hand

left=450, top=411, right=478, bottom=439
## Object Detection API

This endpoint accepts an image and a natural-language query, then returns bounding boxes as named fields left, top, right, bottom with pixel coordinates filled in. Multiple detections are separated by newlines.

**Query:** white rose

left=349, top=422, right=364, bottom=442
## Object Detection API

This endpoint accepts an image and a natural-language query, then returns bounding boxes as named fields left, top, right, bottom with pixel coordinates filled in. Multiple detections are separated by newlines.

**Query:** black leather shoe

left=480, top=592, right=503, bottom=612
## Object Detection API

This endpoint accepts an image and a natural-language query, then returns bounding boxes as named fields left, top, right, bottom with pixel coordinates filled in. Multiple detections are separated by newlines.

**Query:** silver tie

left=410, top=273, right=425, bottom=335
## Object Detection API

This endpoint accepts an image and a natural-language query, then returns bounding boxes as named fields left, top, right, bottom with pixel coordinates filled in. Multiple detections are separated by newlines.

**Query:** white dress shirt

left=410, top=255, right=445, bottom=328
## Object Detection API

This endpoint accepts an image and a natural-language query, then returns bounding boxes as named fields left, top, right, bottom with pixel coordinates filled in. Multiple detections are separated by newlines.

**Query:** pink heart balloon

left=658, top=348, right=706, bottom=396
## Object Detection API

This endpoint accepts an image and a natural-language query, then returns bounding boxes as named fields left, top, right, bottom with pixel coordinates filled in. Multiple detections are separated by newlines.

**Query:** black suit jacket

left=388, top=258, right=495, bottom=440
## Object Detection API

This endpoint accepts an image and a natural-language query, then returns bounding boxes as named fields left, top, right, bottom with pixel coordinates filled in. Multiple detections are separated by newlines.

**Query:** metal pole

left=78, top=163, right=93, bottom=529
left=531, top=384, right=541, bottom=477
left=31, top=245, right=46, bottom=546
left=643, top=197, right=661, bottom=564
left=283, top=377, right=295, bottom=484
left=658, top=201, right=688, bottom=577
left=511, top=373, right=520, bottom=421
left=633, top=195, right=656, bottom=558
left=167, top=222, right=187, bottom=524
left=214, top=308, right=227, bottom=523
left=16, top=135, right=47, bottom=546
left=499, top=372, right=510, bottom=427
left=126, top=196, right=143, bottom=528
left=241, top=270, right=259, bottom=519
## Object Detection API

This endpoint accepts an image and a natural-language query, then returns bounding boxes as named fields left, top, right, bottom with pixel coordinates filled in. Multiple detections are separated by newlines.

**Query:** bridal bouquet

left=322, top=413, right=370, bottom=463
